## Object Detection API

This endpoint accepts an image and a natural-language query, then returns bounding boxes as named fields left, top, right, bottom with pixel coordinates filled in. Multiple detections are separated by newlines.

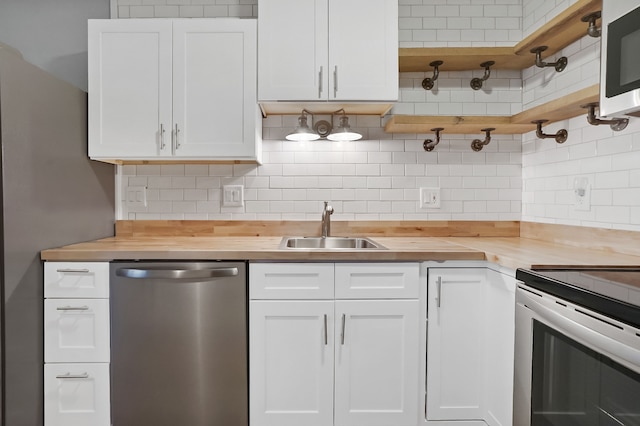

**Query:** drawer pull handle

left=56, top=306, right=90, bottom=311
left=324, top=314, right=328, bottom=345
left=56, top=268, right=90, bottom=273
left=56, top=372, right=89, bottom=379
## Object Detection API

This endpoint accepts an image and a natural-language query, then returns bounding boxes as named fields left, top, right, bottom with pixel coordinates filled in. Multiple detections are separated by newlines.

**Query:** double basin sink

left=280, top=236, right=386, bottom=250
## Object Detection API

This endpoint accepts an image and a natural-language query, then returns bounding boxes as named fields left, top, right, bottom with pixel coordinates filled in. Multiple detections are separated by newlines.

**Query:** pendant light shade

left=285, top=111, right=320, bottom=141
left=327, top=115, right=362, bottom=141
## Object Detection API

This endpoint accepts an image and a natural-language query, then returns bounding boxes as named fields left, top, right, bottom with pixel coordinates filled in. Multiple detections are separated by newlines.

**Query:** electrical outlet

left=420, top=187, right=441, bottom=209
left=574, top=177, right=591, bottom=211
left=126, top=186, right=147, bottom=208
left=223, top=185, right=244, bottom=207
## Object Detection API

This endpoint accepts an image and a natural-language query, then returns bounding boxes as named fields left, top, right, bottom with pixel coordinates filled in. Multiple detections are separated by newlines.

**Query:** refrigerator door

left=0, top=45, right=115, bottom=426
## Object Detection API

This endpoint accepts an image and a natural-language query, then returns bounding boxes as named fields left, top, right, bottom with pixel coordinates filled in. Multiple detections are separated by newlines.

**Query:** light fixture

left=327, top=109, right=362, bottom=141
left=285, top=109, right=320, bottom=141
left=285, top=108, right=362, bottom=142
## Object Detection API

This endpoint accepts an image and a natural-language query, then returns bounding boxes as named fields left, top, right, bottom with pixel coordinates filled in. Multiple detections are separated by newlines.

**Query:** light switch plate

left=125, top=186, right=147, bottom=209
left=420, top=187, right=441, bottom=209
left=223, top=185, right=244, bottom=207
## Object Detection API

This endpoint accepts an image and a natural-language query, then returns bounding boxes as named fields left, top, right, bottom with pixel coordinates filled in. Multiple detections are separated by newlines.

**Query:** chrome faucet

left=321, top=201, right=334, bottom=238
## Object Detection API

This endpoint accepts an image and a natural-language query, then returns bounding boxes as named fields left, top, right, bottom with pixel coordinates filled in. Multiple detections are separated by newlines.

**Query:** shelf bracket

left=470, top=61, right=495, bottom=91
left=471, top=128, right=495, bottom=151
left=422, top=60, right=443, bottom=91
left=532, top=119, right=568, bottom=143
left=423, top=128, right=444, bottom=152
left=531, top=46, right=568, bottom=72
left=581, top=11, right=601, bottom=38
left=580, top=102, right=629, bottom=132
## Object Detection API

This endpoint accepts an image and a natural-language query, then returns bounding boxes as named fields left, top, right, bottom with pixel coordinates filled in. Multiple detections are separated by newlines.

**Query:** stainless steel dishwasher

left=110, top=261, right=248, bottom=426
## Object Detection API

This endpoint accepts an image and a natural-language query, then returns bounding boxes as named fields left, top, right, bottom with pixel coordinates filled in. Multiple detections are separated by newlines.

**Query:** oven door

left=514, top=284, right=640, bottom=426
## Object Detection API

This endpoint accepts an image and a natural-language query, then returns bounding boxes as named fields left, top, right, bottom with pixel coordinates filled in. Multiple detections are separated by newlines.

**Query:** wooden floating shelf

left=399, top=0, right=601, bottom=73
left=384, top=85, right=599, bottom=134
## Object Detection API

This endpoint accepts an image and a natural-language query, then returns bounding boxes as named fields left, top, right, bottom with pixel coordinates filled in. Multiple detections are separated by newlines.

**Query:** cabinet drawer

left=44, top=363, right=110, bottom=426
left=44, top=262, right=109, bottom=298
left=44, top=299, right=109, bottom=363
left=335, top=263, right=419, bottom=299
left=250, top=263, right=334, bottom=299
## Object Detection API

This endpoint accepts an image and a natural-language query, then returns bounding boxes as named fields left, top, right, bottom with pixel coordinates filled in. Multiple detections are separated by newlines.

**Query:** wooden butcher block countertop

left=40, top=235, right=640, bottom=270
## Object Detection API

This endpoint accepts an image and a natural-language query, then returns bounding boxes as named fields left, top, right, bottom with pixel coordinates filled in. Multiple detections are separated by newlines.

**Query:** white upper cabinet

left=88, top=19, right=172, bottom=159
left=258, top=0, right=398, bottom=108
left=88, top=19, right=260, bottom=162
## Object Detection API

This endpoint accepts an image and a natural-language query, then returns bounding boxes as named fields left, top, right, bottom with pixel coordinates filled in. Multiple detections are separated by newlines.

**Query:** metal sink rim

left=279, top=236, right=387, bottom=250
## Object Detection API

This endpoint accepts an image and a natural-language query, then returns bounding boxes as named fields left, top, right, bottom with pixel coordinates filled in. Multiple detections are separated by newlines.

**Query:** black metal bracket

left=422, top=60, right=443, bottom=91
left=580, top=102, right=629, bottom=132
left=470, top=61, right=495, bottom=90
left=471, top=128, right=495, bottom=151
left=423, top=127, right=444, bottom=152
left=531, top=46, right=568, bottom=72
left=581, top=11, right=601, bottom=38
left=532, top=120, right=568, bottom=143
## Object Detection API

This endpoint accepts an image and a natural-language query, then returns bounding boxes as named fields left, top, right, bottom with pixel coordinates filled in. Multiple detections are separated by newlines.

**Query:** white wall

left=114, top=0, right=640, bottom=230
left=521, top=37, right=640, bottom=232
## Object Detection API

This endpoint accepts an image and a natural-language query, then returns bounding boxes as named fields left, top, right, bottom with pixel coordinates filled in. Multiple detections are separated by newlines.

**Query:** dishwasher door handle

left=116, top=267, right=239, bottom=280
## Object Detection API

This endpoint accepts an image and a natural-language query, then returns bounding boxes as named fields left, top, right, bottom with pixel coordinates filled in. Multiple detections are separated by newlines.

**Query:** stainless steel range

left=514, top=268, right=640, bottom=426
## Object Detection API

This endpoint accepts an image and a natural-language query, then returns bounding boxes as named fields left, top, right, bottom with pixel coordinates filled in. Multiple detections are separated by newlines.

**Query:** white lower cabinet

left=424, top=264, right=516, bottom=426
left=250, top=300, right=335, bottom=426
left=44, top=262, right=110, bottom=426
left=249, top=262, right=421, bottom=426
left=334, top=300, right=419, bottom=426
left=44, top=363, right=110, bottom=426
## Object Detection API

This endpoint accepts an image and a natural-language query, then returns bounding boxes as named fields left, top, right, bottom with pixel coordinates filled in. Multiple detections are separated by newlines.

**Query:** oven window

left=531, top=320, right=640, bottom=426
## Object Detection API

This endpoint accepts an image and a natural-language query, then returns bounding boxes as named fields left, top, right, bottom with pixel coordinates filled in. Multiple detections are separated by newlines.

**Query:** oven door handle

left=525, top=296, right=640, bottom=373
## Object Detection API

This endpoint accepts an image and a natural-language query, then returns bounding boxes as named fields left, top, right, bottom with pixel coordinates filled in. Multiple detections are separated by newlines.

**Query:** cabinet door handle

left=318, top=66, right=323, bottom=99
left=324, top=314, right=328, bottom=345
left=160, top=123, right=166, bottom=150
left=56, top=372, right=89, bottom=379
left=56, top=268, right=90, bottom=273
left=436, top=276, right=442, bottom=308
left=340, top=313, right=346, bottom=345
left=333, top=65, right=338, bottom=98
left=56, top=305, right=90, bottom=311
left=174, top=124, right=181, bottom=151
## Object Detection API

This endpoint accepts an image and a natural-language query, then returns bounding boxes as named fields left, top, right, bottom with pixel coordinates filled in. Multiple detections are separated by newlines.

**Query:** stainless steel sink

left=279, top=236, right=387, bottom=250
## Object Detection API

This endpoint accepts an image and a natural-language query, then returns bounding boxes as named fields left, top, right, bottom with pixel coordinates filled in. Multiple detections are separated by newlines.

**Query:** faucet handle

left=324, top=201, right=334, bottom=215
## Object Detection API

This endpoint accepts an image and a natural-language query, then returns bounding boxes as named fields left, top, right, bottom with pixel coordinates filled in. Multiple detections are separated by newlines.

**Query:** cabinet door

left=44, top=299, right=109, bottom=363
left=328, top=0, right=398, bottom=101
left=258, top=0, right=328, bottom=101
left=173, top=19, right=259, bottom=159
left=88, top=19, right=172, bottom=159
left=44, top=363, right=110, bottom=426
left=426, top=269, right=485, bottom=421
left=250, top=300, right=334, bottom=426
left=335, top=300, right=419, bottom=426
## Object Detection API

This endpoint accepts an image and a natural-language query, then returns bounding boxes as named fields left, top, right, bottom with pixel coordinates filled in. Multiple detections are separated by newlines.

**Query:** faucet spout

left=321, top=201, right=334, bottom=238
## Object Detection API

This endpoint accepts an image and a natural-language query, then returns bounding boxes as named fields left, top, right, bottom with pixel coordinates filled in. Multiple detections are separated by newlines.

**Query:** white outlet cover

left=420, top=187, right=441, bottom=209
left=574, top=179, right=591, bottom=211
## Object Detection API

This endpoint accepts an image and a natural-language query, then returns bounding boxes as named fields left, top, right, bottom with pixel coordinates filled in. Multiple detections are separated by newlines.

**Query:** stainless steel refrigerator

left=0, top=42, right=115, bottom=426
